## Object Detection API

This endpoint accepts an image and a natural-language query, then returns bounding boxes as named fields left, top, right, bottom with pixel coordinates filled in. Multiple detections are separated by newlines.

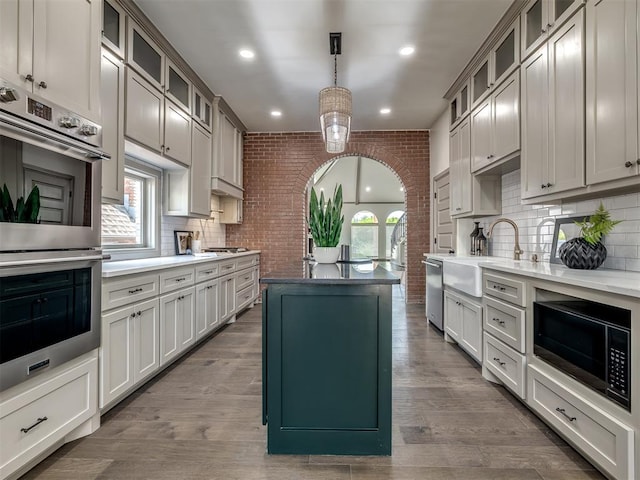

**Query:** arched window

left=386, top=210, right=405, bottom=258
left=351, top=211, right=378, bottom=258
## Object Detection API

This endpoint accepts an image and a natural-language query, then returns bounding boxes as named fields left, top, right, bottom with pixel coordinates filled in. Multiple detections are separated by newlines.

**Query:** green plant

left=0, top=184, right=40, bottom=223
left=574, top=202, right=621, bottom=246
left=308, top=184, right=344, bottom=247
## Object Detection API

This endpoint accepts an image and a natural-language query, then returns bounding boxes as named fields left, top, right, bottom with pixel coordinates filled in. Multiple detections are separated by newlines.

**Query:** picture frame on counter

left=174, top=230, right=193, bottom=255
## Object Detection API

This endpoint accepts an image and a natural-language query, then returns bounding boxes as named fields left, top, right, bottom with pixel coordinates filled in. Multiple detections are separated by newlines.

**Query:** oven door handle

left=0, top=253, right=103, bottom=268
left=423, top=260, right=442, bottom=269
left=1, top=112, right=110, bottom=161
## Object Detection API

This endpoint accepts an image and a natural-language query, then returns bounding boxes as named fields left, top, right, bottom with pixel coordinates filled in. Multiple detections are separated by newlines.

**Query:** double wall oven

left=0, top=77, right=108, bottom=391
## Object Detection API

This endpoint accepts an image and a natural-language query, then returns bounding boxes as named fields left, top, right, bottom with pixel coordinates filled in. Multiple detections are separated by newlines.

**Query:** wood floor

left=23, top=286, right=605, bottom=479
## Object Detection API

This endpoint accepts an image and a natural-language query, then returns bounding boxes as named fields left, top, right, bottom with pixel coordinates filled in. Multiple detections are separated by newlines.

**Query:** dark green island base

left=261, top=261, right=400, bottom=456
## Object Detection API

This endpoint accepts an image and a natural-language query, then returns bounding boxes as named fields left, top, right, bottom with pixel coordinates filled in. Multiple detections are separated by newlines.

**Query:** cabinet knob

left=541, top=184, right=546, bottom=189
left=24, top=74, right=34, bottom=82
left=541, top=28, right=546, bottom=33
left=547, top=23, right=554, bottom=29
left=636, top=159, right=640, bottom=165
left=546, top=182, right=553, bottom=188
left=38, top=81, right=47, bottom=89
left=625, top=161, right=634, bottom=168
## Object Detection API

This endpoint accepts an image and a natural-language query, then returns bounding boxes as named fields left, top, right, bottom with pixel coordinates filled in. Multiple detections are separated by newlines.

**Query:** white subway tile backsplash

left=469, top=169, right=640, bottom=272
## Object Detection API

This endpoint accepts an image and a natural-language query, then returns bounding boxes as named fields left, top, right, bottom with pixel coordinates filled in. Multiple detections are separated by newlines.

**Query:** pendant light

left=319, top=32, right=352, bottom=154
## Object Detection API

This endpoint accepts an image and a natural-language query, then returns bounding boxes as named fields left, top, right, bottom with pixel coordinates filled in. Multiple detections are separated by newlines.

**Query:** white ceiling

left=135, top=0, right=513, bottom=132
left=313, top=156, right=404, bottom=204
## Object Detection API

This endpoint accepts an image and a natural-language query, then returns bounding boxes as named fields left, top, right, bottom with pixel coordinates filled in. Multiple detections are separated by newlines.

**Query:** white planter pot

left=313, top=246, right=340, bottom=264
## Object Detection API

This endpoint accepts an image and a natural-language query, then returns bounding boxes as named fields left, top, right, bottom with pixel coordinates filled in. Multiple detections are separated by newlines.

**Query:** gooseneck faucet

left=487, top=218, right=524, bottom=261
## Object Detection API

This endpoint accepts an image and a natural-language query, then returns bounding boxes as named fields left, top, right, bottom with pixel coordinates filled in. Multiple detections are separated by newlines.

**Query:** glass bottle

left=475, top=227, right=487, bottom=256
left=470, top=221, right=480, bottom=255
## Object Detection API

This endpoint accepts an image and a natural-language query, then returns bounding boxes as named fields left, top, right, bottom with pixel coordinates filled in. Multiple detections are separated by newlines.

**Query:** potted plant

left=0, top=184, right=40, bottom=224
left=308, top=184, right=344, bottom=263
left=558, top=203, right=621, bottom=270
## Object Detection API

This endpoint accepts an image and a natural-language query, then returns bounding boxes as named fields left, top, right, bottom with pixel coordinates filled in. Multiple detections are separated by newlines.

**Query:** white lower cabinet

left=528, top=364, right=634, bottom=480
left=219, top=274, right=237, bottom=322
left=444, top=289, right=482, bottom=363
left=100, top=298, right=159, bottom=409
left=483, top=332, right=526, bottom=399
left=159, top=287, right=195, bottom=366
left=195, top=279, right=219, bottom=340
left=0, top=355, right=98, bottom=479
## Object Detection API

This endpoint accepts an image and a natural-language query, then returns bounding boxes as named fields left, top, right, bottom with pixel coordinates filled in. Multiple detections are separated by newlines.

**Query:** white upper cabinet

left=522, top=8, right=585, bottom=199
left=491, top=21, right=520, bottom=89
left=190, top=122, right=213, bottom=216
left=164, top=98, right=191, bottom=166
left=471, top=56, right=491, bottom=110
left=471, top=70, right=520, bottom=172
left=212, top=102, right=244, bottom=199
left=0, top=0, right=101, bottom=122
left=165, top=59, right=191, bottom=114
left=101, top=48, right=125, bottom=204
left=586, top=0, right=640, bottom=184
left=193, top=86, right=212, bottom=131
left=521, top=0, right=585, bottom=60
left=102, top=0, right=125, bottom=59
left=125, top=68, right=164, bottom=153
left=449, top=80, right=470, bottom=129
left=127, top=18, right=164, bottom=92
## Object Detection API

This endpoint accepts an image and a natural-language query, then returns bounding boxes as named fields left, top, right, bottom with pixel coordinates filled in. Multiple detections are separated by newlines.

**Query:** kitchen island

left=261, top=261, right=400, bottom=455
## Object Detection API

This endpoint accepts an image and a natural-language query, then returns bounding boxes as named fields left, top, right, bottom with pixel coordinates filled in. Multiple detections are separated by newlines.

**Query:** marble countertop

left=261, top=261, right=401, bottom=285
left=102, top=251, right=261, bottom=278
left=424, top=253, right=640, bottom=299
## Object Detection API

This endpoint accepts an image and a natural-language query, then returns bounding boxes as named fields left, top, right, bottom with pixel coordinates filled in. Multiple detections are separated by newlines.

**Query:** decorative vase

left=470, top=222, right=480, bottom=255
left=558, top=237, right=607, bottom=269
left=475, top=227, right=487, bottom=256
left=313, top=246, right=341, bottom=264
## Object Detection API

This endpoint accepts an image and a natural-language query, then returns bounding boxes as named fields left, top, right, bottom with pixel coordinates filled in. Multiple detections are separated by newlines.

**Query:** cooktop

left=203, top=247, right=249, bottom=253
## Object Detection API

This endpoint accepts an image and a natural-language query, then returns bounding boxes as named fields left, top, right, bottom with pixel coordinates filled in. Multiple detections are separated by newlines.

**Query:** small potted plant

left=559, top=203, right=621, bottom=270
left=0, top=184, right=40, bottom=224
left=308, top=184, right=344, bottom=263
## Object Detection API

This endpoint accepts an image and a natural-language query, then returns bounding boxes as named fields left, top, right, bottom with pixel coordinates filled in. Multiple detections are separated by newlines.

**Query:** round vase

left=558, top=238, right=607, bottom=270
left=313, top=246, right=340, bottom=264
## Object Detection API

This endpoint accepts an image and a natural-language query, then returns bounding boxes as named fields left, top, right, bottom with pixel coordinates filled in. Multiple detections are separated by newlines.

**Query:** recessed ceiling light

left=365, top=186, right=371, bottom=192
left=271, top=110, right=282, bottom=117
left=239, top=49, right=255, bottom=59
left=380, top=108, right=391, bottom=115
left=399, top=45, right=415, bottom=56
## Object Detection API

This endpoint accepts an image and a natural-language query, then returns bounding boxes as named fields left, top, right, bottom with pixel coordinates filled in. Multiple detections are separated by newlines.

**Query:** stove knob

left=79, top=124, right=98, bottom=136
left=59, top=116, right=81, bottom=128
left=0, top=87, right=19, bottom=103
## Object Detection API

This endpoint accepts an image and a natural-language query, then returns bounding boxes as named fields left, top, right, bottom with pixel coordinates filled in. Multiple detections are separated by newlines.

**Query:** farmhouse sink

left=442, top=257, right=517, bottom=297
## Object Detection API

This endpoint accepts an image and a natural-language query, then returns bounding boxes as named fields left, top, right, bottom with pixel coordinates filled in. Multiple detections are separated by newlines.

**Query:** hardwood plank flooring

left=21, top=286, right=604, bottom=479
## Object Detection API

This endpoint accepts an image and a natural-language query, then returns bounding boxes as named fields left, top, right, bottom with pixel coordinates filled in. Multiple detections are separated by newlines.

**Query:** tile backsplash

left=160, top=196, right=226, bottom=256
left=466, top=170, right=640, bottom=272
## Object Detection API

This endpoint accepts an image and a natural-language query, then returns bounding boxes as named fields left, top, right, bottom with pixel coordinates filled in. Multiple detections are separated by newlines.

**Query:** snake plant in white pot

left=308, top=184, right=344, bottom=263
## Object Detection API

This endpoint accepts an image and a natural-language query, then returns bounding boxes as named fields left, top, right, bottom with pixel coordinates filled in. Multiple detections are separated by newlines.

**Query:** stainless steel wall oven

left=0, top=77, right=107, bottom=391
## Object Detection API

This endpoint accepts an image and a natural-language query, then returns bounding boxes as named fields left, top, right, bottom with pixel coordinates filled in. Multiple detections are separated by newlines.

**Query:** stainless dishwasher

left=423, top=258, right=443, bottom=330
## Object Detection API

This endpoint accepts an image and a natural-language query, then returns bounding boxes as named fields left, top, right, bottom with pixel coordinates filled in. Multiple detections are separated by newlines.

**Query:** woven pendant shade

left=319, top=86, right=352, bottom=153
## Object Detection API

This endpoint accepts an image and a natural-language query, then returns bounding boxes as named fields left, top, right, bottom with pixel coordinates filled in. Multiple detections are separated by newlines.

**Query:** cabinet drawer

left=236, top=255, right=258, bottom=270
left=483, top=333, right=525, bottom=399
left=195, top=263, right=219, bottom=282
left=102, top=273, right=159, bottom=311
left=483, top=296, right=525, bottom=352
left=236, top=267, right=257, bottom=292
left=236, top=284, right=255, bottom=311
left=483, top=272, right=526, bottom=306
left=218, top=259, right=237, bottom=276
left=0, top=357, right=97, bottom=477
left=528, top=364, right=634, bottom=480
left=159, top=267, right=195, bottom=294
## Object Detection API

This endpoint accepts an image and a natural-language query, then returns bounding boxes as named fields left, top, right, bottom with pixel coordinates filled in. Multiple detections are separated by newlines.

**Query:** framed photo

left=174, top=230, right=193, bottom=255
left=550, top=216, right=588, bottom=264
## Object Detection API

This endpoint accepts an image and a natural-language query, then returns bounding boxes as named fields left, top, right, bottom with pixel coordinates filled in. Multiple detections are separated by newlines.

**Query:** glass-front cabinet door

left=193, top=87, right=212, bottom=131
left=492, top=20, right=519, bottom=88
left=449, top=80, right=470, bottom=129
left=165, top=59, right=191, bottom=114
left=471, top=57, right=490, bottom=109
left=102, top=0, right=125, bottom=58
left=127, top=18, right=164, bottom=91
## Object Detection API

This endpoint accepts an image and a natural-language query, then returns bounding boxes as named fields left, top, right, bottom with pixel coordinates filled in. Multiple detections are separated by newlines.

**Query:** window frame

left=101, top=157, right=161, bottom=260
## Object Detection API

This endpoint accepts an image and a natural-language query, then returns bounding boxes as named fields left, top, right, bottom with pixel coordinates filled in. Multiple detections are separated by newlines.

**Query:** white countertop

left=424, top=253, right=640, bottom=299
left=102, top=251, right=261, bottom=278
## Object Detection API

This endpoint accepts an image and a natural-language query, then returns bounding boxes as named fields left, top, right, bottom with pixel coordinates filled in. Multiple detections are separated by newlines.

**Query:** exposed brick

left=227, top=131, right=430, bottom=304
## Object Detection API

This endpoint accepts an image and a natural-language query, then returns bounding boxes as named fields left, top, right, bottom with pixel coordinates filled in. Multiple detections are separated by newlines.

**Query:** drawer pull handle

left=492, top=357, right=506, bottom=367
left=203, top=270, right=213, bottom=275
left=555, top=407, right=577, bottom=422
left=128, top=288, right=143, bottom=294
left=175, top=277, right=186, bottom=282
left=224, top=265, right=233, bottom=270
left=492, top=317, right=506, bottom=326
left=21, top=416, right=48, bottom=433
left=207, top=286, right=213, bottom=290
left=492, top=285, right=506, bottom=291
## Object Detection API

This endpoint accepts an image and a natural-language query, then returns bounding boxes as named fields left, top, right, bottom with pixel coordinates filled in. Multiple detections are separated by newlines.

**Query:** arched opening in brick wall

left=226, top=131, right=429, bottom=304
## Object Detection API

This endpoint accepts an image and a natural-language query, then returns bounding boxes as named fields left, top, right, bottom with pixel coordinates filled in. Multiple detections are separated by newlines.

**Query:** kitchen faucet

left=487, top=218, right=524, bottom=261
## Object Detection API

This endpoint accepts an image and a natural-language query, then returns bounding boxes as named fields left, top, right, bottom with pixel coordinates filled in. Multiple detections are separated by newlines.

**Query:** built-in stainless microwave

left=534, top=300, right=631, bottom=410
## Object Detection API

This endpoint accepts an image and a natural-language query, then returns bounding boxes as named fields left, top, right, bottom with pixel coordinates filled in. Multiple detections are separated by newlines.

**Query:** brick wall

left=226, top=130, right=430, bottom=304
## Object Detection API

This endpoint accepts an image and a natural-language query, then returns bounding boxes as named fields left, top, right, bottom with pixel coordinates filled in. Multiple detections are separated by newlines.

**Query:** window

left=351, top=211, right=378, bottom=258
left=101, top=159, right=160, bottom=257
left=386, top=210, right=405, bottom=258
